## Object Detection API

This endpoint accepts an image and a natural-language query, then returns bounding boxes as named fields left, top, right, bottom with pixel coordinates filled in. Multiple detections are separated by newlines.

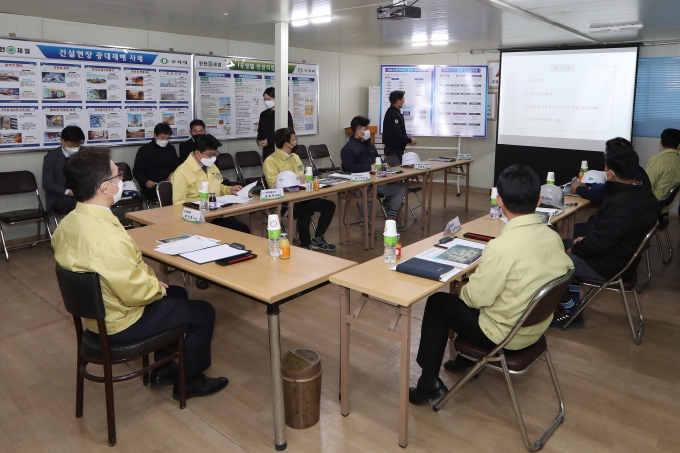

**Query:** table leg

left=399, top=305, right=412, bottom=448
left=369, top=184, right=378, bottom=249
left=267, top=303, right=287, bottom=451
left=427, top=171, right=434, bottom=227
left=443, top=169, right=448, bottom=207
left=420, top=173, right=429, bottom=229
left=158, top=264, right=169, bottom=284
left=184, top=273, right=194, bottom=299
left=340, top=286, right=350, bottom=414
left=364, top=187, right=370, bottom=250
left=287, top=201, right=295, bottom=241
left=464, top=163, right=470, bottom=211
left=404, top=181, right=411, bottom=226
left=337, top=193, right=344, bottom=245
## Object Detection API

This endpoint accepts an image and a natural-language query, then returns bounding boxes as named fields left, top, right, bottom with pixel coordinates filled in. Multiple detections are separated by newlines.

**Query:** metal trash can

left=282, top=348, right=322, bottom=429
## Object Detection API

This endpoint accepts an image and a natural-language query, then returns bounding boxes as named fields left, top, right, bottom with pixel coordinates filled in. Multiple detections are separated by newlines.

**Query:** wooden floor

left=1, top=183, right=679, bottom=453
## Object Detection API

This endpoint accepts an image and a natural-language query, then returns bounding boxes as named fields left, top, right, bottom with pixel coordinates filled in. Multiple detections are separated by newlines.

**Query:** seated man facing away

left=133, top=122, right=179, bottom=202
left=571, top=137, right=650, bottom=206
left=409, top=165, right=572, bottom=405
left=554, top=145, right=660, bottom=328
left=646, top=128, right=680, bottom=214
left=340, top=115, right=406, bottom=230
left=264, top=128, right=336, bottom=251
left=42, top=125, right=84, bottom=215
left=172, top=134, right=250, bottom=234
left=52, top=148, right=228, bottom=399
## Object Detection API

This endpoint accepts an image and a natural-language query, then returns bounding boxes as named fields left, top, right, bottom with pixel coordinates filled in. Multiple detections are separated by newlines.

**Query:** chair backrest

left=294, top=144, right=310, bottom=160
left=156, top=181, right=173, bottom=207
left=216, top=153, right=236, bottom=171
left=608, top=220, right=659, bottom=282
left=659, top=182, right=680, bottom=209
left=235, top=151, right=263, bottom=184
left=55, top=264, right=106, bottom=321
left=309, top=144, right=331, bottom=160
left=115, top=162, right=133, bottom=182
left=0, top=170, right=38, bottom=195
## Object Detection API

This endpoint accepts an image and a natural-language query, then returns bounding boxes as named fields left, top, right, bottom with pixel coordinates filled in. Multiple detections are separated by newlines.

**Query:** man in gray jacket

left=42, top=126, right=84, bottom=214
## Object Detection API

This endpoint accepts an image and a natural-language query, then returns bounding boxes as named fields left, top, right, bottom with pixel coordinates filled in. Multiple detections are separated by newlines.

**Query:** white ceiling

left=2, top=0, right=680, bottom=56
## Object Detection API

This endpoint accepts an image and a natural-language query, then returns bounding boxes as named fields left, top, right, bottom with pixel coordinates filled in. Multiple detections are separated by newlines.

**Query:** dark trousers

left=383, top=146, right=405, bottom=163
left=213, top=216, right=251, bottom=234
left=108, top=286, right=216, bottom=377
left=574, top=215, right=595, bottom=238
left=53, top=195, right=77, bottom=213
left=291, top=198, right=335, bottom=246
left=416, top=292, right=496, bottom=378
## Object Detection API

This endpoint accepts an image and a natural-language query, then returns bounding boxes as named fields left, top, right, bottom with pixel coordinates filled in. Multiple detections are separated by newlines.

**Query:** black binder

left=395, top=258, right=454, bottom=281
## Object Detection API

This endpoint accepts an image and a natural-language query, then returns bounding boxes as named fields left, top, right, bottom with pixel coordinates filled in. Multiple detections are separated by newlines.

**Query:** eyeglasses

left=289, top=138, right=298, bottom=143
left=201, top=151, right=220, bottom=158
left=101, top=170, right=123, bottom=185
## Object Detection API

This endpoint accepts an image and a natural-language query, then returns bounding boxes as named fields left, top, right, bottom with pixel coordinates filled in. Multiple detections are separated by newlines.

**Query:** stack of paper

left=329, top=173, right=352, bottom=180
left=216, top=181, right=258, bottom=205
left=154, top=235, right=220, bottom=255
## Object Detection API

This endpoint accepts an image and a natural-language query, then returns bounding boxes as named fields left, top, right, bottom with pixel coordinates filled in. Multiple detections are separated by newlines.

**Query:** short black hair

left=263, top=87, right=275, bottom=98
left=605, top=137, right=633, bottom=152
left=193, top=134, right=222, bottom=153
left=496, top=164, right=541, bottom=215
left=350, top=116, right=370, bottom=133
left=660, top=128, right=680, bottom=150
left=61, top=126, right=85, bottom=143
left=63, top=148, right=112, bottom=202
left=605, top=145, right=639, bottom=180
left=189, top=119, right=205, bottom=130
left=389, top=90, right=405, bottom=105
left=154, top=122, right=172, bottom=136
left=274, top=128, right=295, bottom=150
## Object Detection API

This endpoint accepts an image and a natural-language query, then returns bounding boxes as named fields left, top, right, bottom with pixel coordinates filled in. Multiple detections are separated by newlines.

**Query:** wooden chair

left=155, top=181, right=174, bottom=207
left=308, top=144, right=341, bottom=174
left=55, top=264, right=187, bottom=446
left=234, top=151, right=264, bottom=186
left=562, top=221, right=659, bottom=344
left=0, top=170, right=53, bottom=261
left=434, top=268, right=575, bottom=451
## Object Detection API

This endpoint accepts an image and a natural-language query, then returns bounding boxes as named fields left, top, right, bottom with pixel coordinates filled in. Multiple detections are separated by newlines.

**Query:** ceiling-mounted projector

left=377, top=3, right=421, bottom=20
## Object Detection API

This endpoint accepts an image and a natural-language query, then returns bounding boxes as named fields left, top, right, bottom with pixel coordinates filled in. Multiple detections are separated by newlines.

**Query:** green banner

left=227, top=59, right=297, bottom=74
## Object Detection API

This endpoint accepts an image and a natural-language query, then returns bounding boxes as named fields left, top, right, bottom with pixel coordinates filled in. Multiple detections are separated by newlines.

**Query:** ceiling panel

left=2, top=0, right=680, bottom=55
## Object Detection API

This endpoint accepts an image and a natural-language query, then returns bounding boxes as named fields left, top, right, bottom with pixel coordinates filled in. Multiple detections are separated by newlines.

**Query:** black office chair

left=216, top=153, right=239, bottom=186
left=434, top=268, right=575, bottom=451
left=156, top=181, right=174, bottom=208
left=309, top=144, right=341, bottom=174
left=294, top=144, right=321, bottom=176
left=234, top=151, right=264, bottom=186
left=55, top=264, right=187, bottom=446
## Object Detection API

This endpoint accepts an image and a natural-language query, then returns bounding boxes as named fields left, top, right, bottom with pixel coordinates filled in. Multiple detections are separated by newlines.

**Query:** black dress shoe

left=150, top=361, right=178, bottom=389
left=549, top=308, right=584, bottom=329
left=443, top=357, right=475, bottom=373
left=408, top=376, right=448, bottom=405
left=173, top=373, right=229, bottom=400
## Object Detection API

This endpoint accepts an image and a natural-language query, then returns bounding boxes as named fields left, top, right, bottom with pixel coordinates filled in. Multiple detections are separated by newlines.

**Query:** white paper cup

left=375, top=157, right=382, bottom=165
left=200, top=181, right=210, bottom=193
left=305, top=167, right=313, bottom=176
left=581, top=160, right=588, bottom=169
left=490, top=187, right=498, bottom=198
left=384, top=219, right=398, bottom=237
left=547, top=172, right=555, bottom=181
left=267, top=214, right=281, bottom=230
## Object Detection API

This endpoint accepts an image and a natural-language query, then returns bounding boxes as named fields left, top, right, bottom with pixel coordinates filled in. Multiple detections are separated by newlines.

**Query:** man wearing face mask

left=179, top=119, right=206, bottom=163
left=264, top=128, right=336, bottom=251
left=53, top=148, right=229, bottom=399
left=341, top=116, right=406, bottom=230
left=133, top=122, right=179, bottom=202
left=382, top=90, right=417, bottom=164
left=256, top=87, right=294, bottom=160
left=42, top=125, right=85, bottom=215
left=171, top=134, right=250, bottom=233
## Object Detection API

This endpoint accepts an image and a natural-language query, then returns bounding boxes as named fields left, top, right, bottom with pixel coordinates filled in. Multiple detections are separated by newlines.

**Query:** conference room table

left=127, top=220, right=357, bottom=451
left=329, top=197, right=589, bottom=448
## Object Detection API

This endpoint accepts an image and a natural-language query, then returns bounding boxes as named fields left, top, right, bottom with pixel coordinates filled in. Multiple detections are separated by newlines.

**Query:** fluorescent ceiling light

left=412, top=42, right=427, bottom=47
left=310, top=15, right=332, bottom=24
left=430, top=40, right=447, bottom=46
left=292, top=19, right=309, bottom=27
left=589, top=22, right=643, bottom=33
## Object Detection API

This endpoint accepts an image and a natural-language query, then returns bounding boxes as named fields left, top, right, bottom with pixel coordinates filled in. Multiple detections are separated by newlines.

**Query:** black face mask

left=291, top=145, right=299, bottom=153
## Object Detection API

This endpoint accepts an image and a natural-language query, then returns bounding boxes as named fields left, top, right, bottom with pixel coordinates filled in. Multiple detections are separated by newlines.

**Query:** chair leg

left=433, top=360, right=487, bottom=411
left=659, top=228, right=673, bottom=264
left=561, top=286, right=601, bottom=330
left=178, top=335, right=187, bottom=409
left=103, top=363, right=116, bottom=446
left=45, top=219, right=53, bottom=239
left=636, top=249, right=652, bottom=292
left=621, top=280, right=644, bottom=345
left=0, top=225, right=9, bottom=262
left=142, top=355, right=150, bottom=386
left=76, top=357, right=84, bottom=418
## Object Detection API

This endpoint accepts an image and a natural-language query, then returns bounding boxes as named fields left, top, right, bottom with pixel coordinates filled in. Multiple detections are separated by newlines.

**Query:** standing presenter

left=256, top=87, right=294, bottom=160
left=382, top=90, right=417, bottom=164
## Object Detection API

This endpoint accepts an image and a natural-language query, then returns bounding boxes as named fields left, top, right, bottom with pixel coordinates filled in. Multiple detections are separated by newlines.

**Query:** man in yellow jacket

left=52, top=148, right=228, bottom=400
left=646, top=128, right=680, bottom=214
left=409, top=165, right=573, bottom=405
left=171, top=134, right=250, bottom=233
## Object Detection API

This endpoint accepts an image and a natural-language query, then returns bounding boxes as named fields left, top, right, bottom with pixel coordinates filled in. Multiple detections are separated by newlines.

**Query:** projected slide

left=497, top=47, right=638, bottom=152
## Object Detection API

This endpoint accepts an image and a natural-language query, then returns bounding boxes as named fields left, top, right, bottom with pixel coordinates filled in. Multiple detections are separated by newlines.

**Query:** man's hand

left=145, top=180, right=157, bottom=189
left=257, top=139, right=268, bottom=147
left=371, top=163, right=376, bottom=172
left=298, top=175, right=306, bottom=184
left=570, top=181, right=585, bottom=193
left=410, top=138, right=418, bottom=145
left=573, top=236, right=585, bottom=244
left=67, top=189, right=74, bottom=196
left=159, top=281, right=169, bottom=289
left=451, top=280, right=468, bottom=296
left=230, top=185, right=243, bottom=195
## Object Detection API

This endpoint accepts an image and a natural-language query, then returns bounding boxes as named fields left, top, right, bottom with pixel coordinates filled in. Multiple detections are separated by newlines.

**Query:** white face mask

left=156, top=139, right=169, bottom=148
left=362, top=130, right=371, bottom=140
left=108, top=180, right=124, bottom=204
left=63, top=145, right=80, bottom=155
left=264, top=99, right=275, bottom=109
left=200, top=156, right=216, bottom=167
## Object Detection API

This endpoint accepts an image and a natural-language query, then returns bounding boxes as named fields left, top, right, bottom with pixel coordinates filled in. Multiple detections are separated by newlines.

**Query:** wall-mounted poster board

left=0, top=38, right=192, bottom=151
left=194, top=55, right=319, bottom=139
left=379, top=64, right=488, bottom=138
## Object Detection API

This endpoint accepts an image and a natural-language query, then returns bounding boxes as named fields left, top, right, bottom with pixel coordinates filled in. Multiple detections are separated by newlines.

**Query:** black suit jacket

left=256, top=108, right=294, bottom=160
left=178, top=138, right=194, bottom=163
left=382, top=105, right=412, bottom=160
left=42, top=146, right=69, bottom=212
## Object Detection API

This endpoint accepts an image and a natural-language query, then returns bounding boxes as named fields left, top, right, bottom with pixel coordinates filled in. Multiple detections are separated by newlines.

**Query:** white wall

left=0, top=13, right=380, bottom=241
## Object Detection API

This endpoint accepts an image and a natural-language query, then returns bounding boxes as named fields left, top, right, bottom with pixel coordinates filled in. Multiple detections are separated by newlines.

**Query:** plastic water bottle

left=199, top=182, right=210, bottom=213
left=267, top=214, right=282, bottom=258
left=490, top=187, right=502, bottom=219
left=375, top=157, right=383, bottom=178
left=305, top=167, right=313, bottom=192
left=383, top=220, right=398, bottom=264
